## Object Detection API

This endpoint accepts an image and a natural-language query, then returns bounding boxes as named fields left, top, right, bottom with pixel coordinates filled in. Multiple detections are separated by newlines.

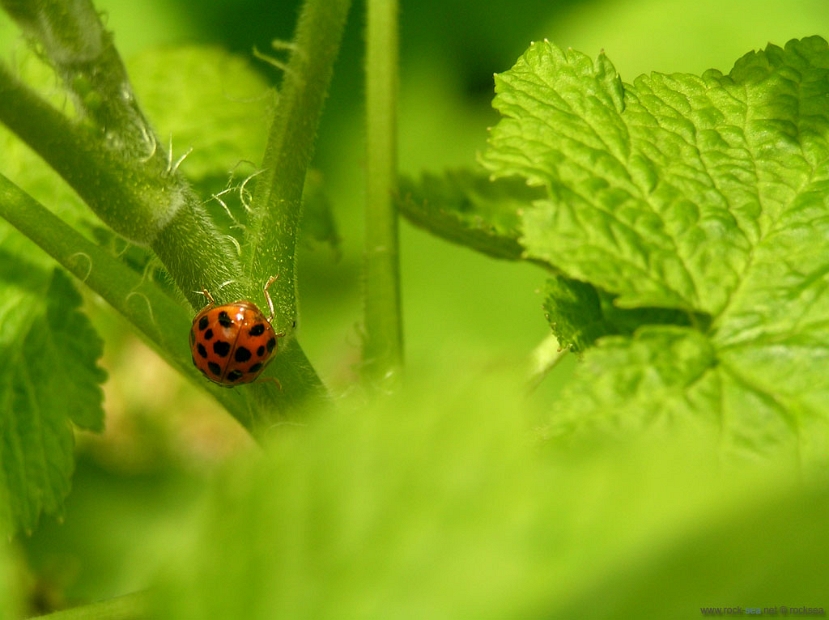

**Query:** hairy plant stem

left=0, top=0, right=339, bottom=421
left=0, top=10, right=245, bottom=306
left=245, top=0, right=353, bottom=337
left=0, top=174, right=252, bottom=427
left=0, top=0, right=342, bottom=426
left=363, top=0, right=403, bottom=389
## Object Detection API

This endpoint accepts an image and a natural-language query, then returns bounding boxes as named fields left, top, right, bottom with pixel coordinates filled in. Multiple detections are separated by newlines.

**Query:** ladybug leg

left=263, top=275, right=279, bottom=323
left=272, top=320, right=294, bottom=341
left=199, top=289, right=216, bottom=308
left=259, top=376, right=283, bottom=391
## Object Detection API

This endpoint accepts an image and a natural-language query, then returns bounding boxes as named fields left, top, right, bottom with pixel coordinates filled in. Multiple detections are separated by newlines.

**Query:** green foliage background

left=2, top=0, right=829, bottom=617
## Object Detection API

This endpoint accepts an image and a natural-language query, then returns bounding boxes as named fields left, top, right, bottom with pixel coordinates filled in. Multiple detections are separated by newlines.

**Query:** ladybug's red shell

left=190, top=301, right=277, bottom=386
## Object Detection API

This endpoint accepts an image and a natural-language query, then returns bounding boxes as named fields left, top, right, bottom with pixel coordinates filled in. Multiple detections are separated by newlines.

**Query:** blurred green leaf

left=481, top=37, right=829, bottom=463
left=152, top=365, right=825, bottom=618
left=555, top=479, right=829, bottom=617
left=0, top=541, right=21, bottom=618
left=398, top=169, right=541, bottom=260
left=0, top=268, right=106, bottom=535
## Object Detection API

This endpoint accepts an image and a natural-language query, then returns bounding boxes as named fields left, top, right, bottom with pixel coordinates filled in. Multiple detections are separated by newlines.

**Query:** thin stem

left=363, top=0, right=403, bottom=388
left=245, top=0, right=352, bottom=336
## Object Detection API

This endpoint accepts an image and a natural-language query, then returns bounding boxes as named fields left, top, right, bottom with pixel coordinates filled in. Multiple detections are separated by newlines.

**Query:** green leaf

left=152, top=366, right=828, bottom=618
left=543, top=276, right=610, bottom=351
left=543, top=277, right=697, bottom=352
left=398, top=170, right=543, bottom=260
left=553, top=470, right=829, bottom=618
left=483, top=37, right=829, bottom=463
left=0, top=541, right=21, bottom=618
left=484, top=38, right=753, bottom=314
left=398, top=169, right=543, bottom=260
left=43, top=269, right=107, bottom=430
left=0, top=266, right=106, bottom=534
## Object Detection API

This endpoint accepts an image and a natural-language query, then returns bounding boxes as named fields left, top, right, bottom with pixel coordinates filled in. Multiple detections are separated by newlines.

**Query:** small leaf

left=0, top=266, right=106, bottom=534
left=543, top=276, right=610, bottom=351
left=398, top=169, right=542, bottom=260
left=544, top=277, right=698, bottom=352
left=44, top=269, right=107, bottom=430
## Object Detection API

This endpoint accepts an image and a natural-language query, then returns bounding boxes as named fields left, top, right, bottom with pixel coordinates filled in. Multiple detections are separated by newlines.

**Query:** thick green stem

left=363, top=0, right=403, bottom=387
left=0, top=1, right=246, bottom=304
left=0, top=174, right=327, bottom=434
left=0, top=57, right=244, bottom=307
left=0, top=63, right=173, bottom=245
left=1, top=0, right=152, bottom=148
left=245, top=0, right=352, bottom=336
left=0, top=0, right=329, bottom=426
left=0, top=173, right=259, bottom=428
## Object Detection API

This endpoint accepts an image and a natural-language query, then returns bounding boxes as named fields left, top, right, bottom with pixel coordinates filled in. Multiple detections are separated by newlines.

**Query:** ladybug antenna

left=263, top=275, right=278, bottom=322
left=197, top=289, right=216, bottom=306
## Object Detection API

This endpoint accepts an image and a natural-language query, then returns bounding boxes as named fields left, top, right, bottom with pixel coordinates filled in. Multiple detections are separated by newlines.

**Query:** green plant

left=0, top=0, right=828, bottom=618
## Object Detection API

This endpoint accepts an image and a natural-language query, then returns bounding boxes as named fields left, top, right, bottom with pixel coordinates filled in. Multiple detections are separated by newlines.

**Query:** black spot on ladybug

left=256, top=345, right=265, bottom=357
left=266, top=337, right=276, bottom=353
left=235, top=347, right=252, bottom=362
left=213, top=340, right=231, bottom=357
left=197, top=343, right=208, bottom=358
left=249, top=362, right=263, bottom=374
left=204, top=328, right=214, bottom=341
left=218, top=311, right=233, bottom=328
left=198, top=316, right=209, bottom=330
left=226, top=370, right=243, bottom=382
left=250, top=323, right=265, bottom=336
left=208, top=361, right=221, bottom=376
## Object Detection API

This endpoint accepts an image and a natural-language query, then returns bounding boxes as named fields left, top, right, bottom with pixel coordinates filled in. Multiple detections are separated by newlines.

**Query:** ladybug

left=189, top=276, right=281, bottom=386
